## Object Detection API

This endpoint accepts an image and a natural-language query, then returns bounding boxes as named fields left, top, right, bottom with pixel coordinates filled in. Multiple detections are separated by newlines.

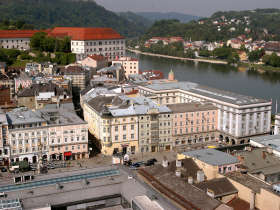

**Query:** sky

left=95, top=0, right=280, bottom=16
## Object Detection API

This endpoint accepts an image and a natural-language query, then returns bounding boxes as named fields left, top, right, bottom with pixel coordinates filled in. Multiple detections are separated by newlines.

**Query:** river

left=128, top=52, right=280, bottom=113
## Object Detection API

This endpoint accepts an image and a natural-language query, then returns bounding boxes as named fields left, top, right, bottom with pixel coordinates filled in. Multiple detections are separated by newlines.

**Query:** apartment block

left=167, top=103, right=218, bottom=148
left=112, top=57, right=139, bottom=78
left=4, top=106, right=88, bottom=163
left=83, top=93, right=171, bottom=155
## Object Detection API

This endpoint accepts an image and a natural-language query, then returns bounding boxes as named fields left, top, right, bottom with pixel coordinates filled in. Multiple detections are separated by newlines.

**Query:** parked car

left=145, top=158, right=157, bottom=166
left=1, top=167, right=7, bottom=172
left=124, top=160, right=132, bottom=166
left=129, top=161, right=144, bottom=170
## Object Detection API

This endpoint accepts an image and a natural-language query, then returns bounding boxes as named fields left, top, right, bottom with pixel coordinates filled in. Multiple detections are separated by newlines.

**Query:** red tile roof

left=88, top=54, right=107, bottom=61
left=0, top=30, right=43, bottom=38
left=0, top=27, right=124, bottom=41
left=50, top=27, right=124, bottom=41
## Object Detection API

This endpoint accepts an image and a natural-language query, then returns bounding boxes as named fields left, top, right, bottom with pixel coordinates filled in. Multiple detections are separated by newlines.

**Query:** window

left=131, top=134, right=134, bottom=139
left=131, top=125, right=134, bottom=130
left=72, top=146, right=75, bottom=150
left=78, top=145, right=80, bottom=150
left=115, top=126, right=118, bottom=132
left=123, top=125, right=126, bottom=131
left=65, top=138, right=67, bottom=142
left=115, top=135, right=118, bottom=141
left=123, top=135, right=126, bottom=140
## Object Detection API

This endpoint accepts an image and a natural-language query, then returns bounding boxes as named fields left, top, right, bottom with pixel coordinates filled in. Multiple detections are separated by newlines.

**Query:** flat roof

left=0, top=169, right=120, bottom=192
left=142, top=81, right=268, bottom=106
left=167, top=103, right=217, bottom=113
left=250, top=135, right=280, bottom=152
left=133, top=196, right=163, bottom=210
left=182, top=148, right=239, bottom=166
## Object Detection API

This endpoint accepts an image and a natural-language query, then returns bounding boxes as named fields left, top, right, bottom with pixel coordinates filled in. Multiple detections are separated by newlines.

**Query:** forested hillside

left=142, top=9, right=280, bottom=41
left=137, top=12, right=201, bottom=23
left=0, top=0, right=148, bottom=37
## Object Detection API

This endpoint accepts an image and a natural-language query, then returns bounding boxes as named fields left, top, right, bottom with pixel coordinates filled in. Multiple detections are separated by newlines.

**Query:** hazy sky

left=95, top=0, right=280, bottom=16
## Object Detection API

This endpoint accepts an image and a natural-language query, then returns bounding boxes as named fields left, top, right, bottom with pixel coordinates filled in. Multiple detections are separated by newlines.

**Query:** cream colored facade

left=82, top=95, right=172, bottom=156
left=112, top=57, right=139, bottom=78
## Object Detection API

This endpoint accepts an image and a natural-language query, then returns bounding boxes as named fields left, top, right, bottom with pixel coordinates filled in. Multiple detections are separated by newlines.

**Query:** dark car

left=1, top=167, right=7, bottom=172
left=124, top=160, right=132, bottom=166
left=145, top=158, right=157, bottom=166
left=129, top=161, right=144, bottom=170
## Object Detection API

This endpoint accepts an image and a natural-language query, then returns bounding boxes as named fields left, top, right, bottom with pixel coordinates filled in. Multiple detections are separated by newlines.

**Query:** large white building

left=0, top=27, right=126, bottom=61
left=50, top=27, right=125, bottom=61
left=138, top=81, right=271, bottom=144
left=0, top=30, right=41, bottom=50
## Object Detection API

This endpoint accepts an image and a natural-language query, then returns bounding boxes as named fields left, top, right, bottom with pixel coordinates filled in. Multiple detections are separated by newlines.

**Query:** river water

left=128, top=52, right=280, bottom=113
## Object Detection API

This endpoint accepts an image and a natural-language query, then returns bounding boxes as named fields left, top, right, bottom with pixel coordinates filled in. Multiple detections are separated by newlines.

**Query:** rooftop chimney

left=162, top=156, right=168, bottom=168
left=197, top=170, right=205, bottom=183
left=262, top=151, right=266, bottom=160
left=175, top=169, right=181, bottom=177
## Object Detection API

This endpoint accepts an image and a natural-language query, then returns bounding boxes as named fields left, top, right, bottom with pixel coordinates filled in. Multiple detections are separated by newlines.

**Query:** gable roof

left=0, top=30, right=43, bottom=39
left=50, top=27, right=124, bottom=41
left=194, top=177, right=237, bottom=198
left=87, top=54, right=107, bottom=61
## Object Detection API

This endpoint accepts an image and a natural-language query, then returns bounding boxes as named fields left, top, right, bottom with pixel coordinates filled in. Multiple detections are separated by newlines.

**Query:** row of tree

left=140, top=41, right=195, bottom=58
left=0, top=48, right=76, bottom=66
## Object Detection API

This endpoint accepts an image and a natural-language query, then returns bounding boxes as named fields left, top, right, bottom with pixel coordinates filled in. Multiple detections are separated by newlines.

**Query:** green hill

left=0, top=0, right=148, bottom=37
left=142, top=9, right=280, bottom=41
left=137, top=12, right=201, bottom=23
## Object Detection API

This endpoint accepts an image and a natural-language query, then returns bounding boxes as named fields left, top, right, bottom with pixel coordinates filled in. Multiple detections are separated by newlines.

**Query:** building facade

left=138, top=81, right=271, bottom=144
left=4, top=107, right=88, bottom=163
left=112, top=57, right=139, bottom=78
left=167, top=103, right=218, bottom=148
left=0, top=28, right=126, bottom=61
left=83, top=94, right=171, bottom=155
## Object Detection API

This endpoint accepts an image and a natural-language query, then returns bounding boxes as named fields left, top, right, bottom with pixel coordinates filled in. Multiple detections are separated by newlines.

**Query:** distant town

left=0, top=26, right=279, bottom=210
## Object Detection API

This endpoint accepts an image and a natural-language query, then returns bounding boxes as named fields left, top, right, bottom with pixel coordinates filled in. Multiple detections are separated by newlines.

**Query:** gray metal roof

left=109, top=96, right=170, bottom=117
left=7, top=108, right=46, bottom=125
left=6, top=106, right=86, bottom=127
left=250, top=135, right=280, bottom=152
left=143, top=81, right=268, bottom=106
left=182, top=148, right=239, bottom=166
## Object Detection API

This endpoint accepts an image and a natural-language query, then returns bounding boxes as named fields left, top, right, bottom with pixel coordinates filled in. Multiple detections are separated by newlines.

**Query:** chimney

left=176, top=159, right=182, bottom=168
left=262, top=151, right=266, bottom=160
left=188, top=176, right=193, bottom=184
left=162, top=156, right=168, bottom=168
left=175, top=169, right=181, bottom=177
left=197, top=170, right=205, bottom=183
left=116, top=68, right=120, bottom=81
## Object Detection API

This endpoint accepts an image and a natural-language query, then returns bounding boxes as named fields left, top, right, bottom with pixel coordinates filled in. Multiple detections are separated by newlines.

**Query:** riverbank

left=128, top=49, right=228, bottom=65
left=239, top=63, right=280, bottom=73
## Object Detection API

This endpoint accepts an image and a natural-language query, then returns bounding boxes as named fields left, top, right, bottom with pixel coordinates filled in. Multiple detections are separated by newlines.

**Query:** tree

left=30, top=32, right=47, bottom=51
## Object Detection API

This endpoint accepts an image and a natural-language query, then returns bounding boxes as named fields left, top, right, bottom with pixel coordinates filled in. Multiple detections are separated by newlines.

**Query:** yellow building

left=82, top=93, right=171, bottom=155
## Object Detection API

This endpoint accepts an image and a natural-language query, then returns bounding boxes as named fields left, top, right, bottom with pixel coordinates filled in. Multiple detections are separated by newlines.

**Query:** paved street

left=0, top=141, right=225, bottom=185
